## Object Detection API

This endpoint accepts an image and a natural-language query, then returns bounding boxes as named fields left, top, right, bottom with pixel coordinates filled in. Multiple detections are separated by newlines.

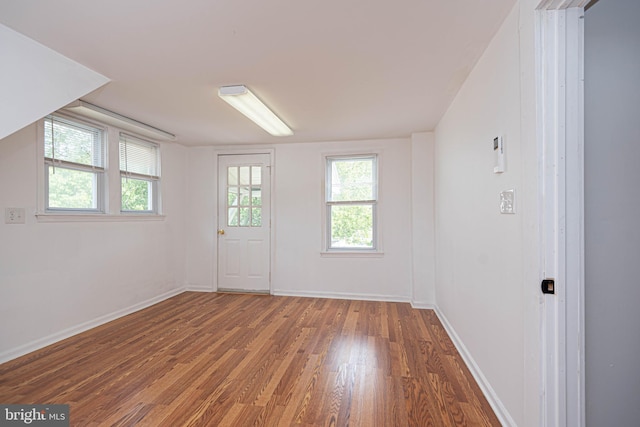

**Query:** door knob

left=218, top=229, right=225, bottom=235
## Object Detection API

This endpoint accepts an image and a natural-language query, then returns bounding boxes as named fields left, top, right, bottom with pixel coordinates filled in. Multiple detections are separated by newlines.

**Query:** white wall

left=184, top=147, right=216, bottom=291
left=0, top=24, right=109, bottom=140
left=0, top=123, right=187, bottom=362
left=273, top=138, right=414, bottom=300
left=411, top=132, right=435, bottom=307
left=184, top=137, right=431, bottom=303
left=434, top=2, right=540, bottom=426
left=584, top=0, right=640, bottom=424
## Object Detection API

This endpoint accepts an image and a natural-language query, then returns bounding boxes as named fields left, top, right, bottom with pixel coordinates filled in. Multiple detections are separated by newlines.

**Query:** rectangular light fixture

left=218, top=85, right=293, bottom=137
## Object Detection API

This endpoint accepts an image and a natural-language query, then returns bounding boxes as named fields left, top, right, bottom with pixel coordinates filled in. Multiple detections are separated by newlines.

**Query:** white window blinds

left=119, top=133, right=160, bottom=179
left=44, top=115, right=104, bottom=169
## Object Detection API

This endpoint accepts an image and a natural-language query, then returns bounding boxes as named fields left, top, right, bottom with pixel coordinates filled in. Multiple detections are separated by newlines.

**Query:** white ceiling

left=0, top=0, right=516, bottom=146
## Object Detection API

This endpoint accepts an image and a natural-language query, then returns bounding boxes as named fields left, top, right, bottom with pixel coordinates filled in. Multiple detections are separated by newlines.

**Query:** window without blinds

left=43, top=115, right=105, bottom=211
left=325, top=155, right=378, bottom=250
left=119, top=134, right=160, bottom=213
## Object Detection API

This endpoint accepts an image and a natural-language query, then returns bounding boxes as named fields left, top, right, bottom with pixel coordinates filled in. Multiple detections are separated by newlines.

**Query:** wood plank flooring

left=0, top=292, right=500, bottom=426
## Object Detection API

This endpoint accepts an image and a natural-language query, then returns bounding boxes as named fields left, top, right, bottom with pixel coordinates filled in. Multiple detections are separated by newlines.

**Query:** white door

left=217, top=153, right=271, bottom=293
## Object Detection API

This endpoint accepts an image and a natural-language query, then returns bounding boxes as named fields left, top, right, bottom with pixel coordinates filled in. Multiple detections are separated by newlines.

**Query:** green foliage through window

left=44, top=115, right=103, bottom=211
left=330, top=204, right=373, bottom=248
left=47, top=166, right=97, bottom=209
left=326, top=155, right=377, bottom=250
left=121, top=177, right=152, bottom=211
left=44, top=116, right=102, bottom=167
left=119, top=134, right=160, bottom=213
left=42, top=114, right=162, bottom=214
left=227, top=166, right=262, bottom=227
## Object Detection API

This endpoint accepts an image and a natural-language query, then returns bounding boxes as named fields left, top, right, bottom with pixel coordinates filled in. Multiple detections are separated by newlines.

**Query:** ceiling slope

left=0, top=0, right=516, bottom=146
left=0, top=24, right=109, bottom=140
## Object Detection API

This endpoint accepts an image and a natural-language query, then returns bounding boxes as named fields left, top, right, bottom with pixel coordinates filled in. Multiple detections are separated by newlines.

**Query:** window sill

left=36, top=213, right=166, bottom=223
left=320, top=250, right=384, bottom=258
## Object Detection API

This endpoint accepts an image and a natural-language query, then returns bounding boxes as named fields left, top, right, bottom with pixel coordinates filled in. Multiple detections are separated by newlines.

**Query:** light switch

left=500, top=190, right=515, bottom=214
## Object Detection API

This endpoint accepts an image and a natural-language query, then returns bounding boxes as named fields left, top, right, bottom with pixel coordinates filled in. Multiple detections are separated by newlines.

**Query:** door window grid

left=227, top=165, right=262, bottom=227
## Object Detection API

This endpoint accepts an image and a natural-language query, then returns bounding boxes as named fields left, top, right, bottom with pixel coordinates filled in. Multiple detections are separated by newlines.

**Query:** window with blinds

left=43, top=115, right=105, bottom=212
left=119, top=133, right=160, bottom=213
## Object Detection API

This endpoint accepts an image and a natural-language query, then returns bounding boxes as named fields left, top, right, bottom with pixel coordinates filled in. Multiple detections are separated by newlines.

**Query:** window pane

left=239, top=207, right=250, bottom=226
left=251, top=166, right=261, bottom=185
left=119, top=135, right=159, bottom=177
left=239, top=166, right=250, bottom=185
left=239, top=186, right=250, bottom=206
left=228, top=187, right=238, bottom=206
left=251, top=207, right=262, bottom=226
left=330, top=204, right=373, bottom=248
left=44, top=116, right=103, bottom=167
left=119, top=135, right=160, bottom=213
left=48, top=166, right=98, bottom=209
left=329, top=158, right=375, bottom=202
left=228, top=207, right=238, bottom=226
left=121, top=177, right=152, bottom=211
left=228, top=167, right=238, bottom=185
left=251, top=187, right=262, bottom=206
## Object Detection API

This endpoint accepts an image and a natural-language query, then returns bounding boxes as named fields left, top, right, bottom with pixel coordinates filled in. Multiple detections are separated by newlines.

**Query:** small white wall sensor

left=493, top=136, right=505, bottom=173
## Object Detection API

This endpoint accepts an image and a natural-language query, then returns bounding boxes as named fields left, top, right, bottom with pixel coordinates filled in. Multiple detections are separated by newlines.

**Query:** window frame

left=43, top=113, right=107, bottom=214
left=225, top=164, right=264, bottom=228
left=36, top=111, right=165, bottom=222
left=323, top=153, right=381, bottom=254
left=119, top=133, right=161, bottom=214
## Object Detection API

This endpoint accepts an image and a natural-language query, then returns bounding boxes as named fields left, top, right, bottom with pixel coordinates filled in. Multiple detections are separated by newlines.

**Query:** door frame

left=213, top=148, right=275, bottom=293
left=536, top=1, right=588, bottom=426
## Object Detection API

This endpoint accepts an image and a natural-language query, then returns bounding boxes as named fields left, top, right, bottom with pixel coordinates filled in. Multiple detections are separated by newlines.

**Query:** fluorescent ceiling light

left=218, top=85, right=293, bottom=137
left=63, top=100, right=176, bottom=142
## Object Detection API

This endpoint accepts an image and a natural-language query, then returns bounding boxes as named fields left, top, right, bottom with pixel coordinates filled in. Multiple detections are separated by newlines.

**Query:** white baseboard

left=410, top=300, right=435, bottom=310
left=185, top=284, right=215, bottom=292
left=272, top=289, right=411, bottom=303
left=433, top=306, right=516, bottom=427
left=0, top=287, right=185, bottom=364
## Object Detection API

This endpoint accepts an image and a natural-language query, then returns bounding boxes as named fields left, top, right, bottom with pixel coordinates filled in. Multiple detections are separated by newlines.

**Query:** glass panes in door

left=227, top=165, right=262, bottom=227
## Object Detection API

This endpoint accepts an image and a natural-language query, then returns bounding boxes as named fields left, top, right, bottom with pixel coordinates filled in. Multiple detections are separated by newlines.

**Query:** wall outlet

left=5, top=207, right=26, bottom=224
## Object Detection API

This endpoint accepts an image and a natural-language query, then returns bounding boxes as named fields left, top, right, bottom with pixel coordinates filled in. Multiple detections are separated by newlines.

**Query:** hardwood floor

left=0, top=292, right=500, bottom=426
